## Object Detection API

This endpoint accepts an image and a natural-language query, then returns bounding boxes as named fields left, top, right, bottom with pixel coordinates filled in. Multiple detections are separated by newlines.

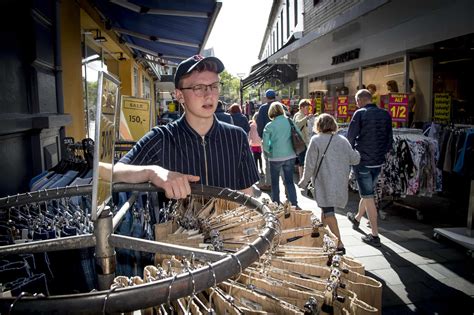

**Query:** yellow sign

left=168, top=102, right=176, bottom=112
left=314, top=97, right=322, bottom=114
left=433, top=93, right=451, bottom=124
left=92, top=72, right=120, bottom=220
left=120, top=96, right=152, bottom=141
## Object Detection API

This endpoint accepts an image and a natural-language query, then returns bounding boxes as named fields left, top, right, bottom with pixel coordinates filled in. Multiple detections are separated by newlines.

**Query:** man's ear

left=175, top=88, right=184, bottom=104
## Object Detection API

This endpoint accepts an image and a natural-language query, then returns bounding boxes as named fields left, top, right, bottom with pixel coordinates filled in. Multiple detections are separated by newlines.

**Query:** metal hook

left=102, top=286, right=117, bottom=314
left=9, top=292, right=44, bottom=315
left=248, top=243, right=261, bottom=258
left=167, top=273, right=178, bottom=307
left=230, top=254, right=243, bottom=275
left=185, top=267, right=196, bottom=314
left=260, top=234, right=272, bottom=250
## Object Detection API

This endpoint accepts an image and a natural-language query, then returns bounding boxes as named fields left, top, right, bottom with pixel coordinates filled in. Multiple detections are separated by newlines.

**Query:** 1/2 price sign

left=120, top=96, right=151, bottom=141
left=388, top=93, right=408, bottom=123
left=337, top=96, right=349, bottom=119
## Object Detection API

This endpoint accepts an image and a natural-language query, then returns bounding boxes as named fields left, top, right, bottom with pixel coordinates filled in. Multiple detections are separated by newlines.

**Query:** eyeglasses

left=180, top=82, right=221, bottom=97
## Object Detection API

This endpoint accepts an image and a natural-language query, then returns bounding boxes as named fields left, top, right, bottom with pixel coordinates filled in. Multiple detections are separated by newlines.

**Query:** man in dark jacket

left=255, top=89, right=276, bottom=191
left=215, top=100, right=234, bottom=124
left=346, top=89, right=392, bottom=247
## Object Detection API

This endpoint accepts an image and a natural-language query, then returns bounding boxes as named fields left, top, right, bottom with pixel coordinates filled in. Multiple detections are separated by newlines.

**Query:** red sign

left=337, top=96, right=349, bottom=118
left=388, top=93, right=408, bottom=123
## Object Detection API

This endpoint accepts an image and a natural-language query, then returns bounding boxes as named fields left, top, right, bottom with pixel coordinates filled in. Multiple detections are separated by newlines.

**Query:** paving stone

left=380, top=241, right=410, bottom=253
left=345, top=244, right=382, bottom=258
left=373, top=268, right=404, bottom=285
left=435, top=248, right=469, bottom=261
left=355, top=255, right=391, bottom=271
left=397, top=251, right=447, bottom=265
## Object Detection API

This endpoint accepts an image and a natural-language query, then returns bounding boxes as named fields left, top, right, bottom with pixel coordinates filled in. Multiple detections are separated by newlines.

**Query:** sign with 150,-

left=388, top=93, right=408, bottom=123
left=120, top=96, right=152, bottom=141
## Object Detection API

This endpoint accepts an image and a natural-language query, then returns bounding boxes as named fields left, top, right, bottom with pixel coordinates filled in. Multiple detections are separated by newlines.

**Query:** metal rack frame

left=0, top=183, right=277, bottom=314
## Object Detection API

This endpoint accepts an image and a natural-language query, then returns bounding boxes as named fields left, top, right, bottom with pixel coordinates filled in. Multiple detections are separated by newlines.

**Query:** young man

left=346, top=89, right=393, bottom=247
left=114, top=55, right=259, bottom=198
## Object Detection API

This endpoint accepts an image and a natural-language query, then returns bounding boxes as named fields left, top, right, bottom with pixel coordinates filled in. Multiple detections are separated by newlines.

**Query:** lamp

left=94, top=30, right=107, bottom=42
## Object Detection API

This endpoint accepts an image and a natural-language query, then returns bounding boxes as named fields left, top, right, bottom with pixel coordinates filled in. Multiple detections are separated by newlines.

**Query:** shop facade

left=268, top=0, right=473, bottom=126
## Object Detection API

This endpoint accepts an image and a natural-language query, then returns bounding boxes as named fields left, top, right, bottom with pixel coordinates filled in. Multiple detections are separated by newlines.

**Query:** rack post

left=94, top=206, right=116, bottom=290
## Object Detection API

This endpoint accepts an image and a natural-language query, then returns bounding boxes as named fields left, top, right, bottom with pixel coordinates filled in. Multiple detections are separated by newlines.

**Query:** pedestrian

left=215, top=100, right=234, bottom=125
left=293, top=99, right=314, bottom=178
left=248, top=112, right=263, bottom=174
left=346, top=89, right=393, bottom=247
left=114, top=55, right=259, bottom=198
left=229, top=103, right=250, bottom=134
left=256, top=89, right=276, bottom=191
left=298, top=113, right=360, bottom=253
left=262, top=102, right=301, bottom=208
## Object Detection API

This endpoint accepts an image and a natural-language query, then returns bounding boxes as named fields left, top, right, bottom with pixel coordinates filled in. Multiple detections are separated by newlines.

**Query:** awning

left=90, top=0, right=222, bottom=64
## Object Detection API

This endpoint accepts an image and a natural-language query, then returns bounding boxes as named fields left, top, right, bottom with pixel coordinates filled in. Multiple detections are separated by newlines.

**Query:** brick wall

left=304, top=0, right=361, bottom=34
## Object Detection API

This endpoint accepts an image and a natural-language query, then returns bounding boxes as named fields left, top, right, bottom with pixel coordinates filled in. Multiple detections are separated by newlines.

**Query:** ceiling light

left=94, top=30, right=107, bottom=42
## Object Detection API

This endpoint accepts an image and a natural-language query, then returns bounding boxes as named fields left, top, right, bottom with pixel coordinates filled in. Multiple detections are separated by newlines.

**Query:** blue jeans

left=353, top=165, right=382, bottom=198
left=269, top=158, right=298, bottom=206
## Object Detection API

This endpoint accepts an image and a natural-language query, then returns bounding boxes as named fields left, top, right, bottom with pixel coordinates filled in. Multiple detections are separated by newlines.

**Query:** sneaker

left=258, top=184, right=271, bottom=192
left=361, top=234, right=381, bottom=247
left=346, top=212, right=360, bottom=229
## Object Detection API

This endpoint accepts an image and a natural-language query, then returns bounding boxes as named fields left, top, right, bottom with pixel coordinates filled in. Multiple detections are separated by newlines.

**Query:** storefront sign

left=388, top=93, right=408, bottom=123
left=433, top=93, right=451, bottom=124
left=337, top=96, right=349, bottom=118
left=120, top=96, right=152, bottom=141
left=331, top=48, right=360, bottom=65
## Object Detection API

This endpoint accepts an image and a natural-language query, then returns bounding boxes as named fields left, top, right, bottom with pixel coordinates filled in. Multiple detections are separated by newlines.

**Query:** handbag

left=306, top=134, right=334, bottom=198
left=288, top=118, right=306, bottom=155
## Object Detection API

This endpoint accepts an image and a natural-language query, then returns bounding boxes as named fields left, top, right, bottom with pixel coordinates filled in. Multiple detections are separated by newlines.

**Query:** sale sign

left=120, top=96, right=152, bottom=141
left=337, top=96, right=349, bottom=119
left=314, top=97, right=322, bottom=114
left=388, top=93, right=408, bottom=123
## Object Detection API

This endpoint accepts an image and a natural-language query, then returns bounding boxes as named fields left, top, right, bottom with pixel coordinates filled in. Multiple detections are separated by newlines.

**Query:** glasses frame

left=179, top=81, right=221, bottom=97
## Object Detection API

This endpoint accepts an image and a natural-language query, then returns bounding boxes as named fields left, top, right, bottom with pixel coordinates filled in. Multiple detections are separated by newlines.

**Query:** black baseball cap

left=174, top=55, right=225, bottom=88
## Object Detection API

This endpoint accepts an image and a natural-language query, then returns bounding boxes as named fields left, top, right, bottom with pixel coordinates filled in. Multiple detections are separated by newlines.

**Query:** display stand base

left=433, top=227, right=474, bottom=253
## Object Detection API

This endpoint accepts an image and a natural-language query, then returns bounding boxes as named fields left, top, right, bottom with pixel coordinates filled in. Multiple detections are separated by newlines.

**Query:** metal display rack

left=0, top=183, right=277, bottom=314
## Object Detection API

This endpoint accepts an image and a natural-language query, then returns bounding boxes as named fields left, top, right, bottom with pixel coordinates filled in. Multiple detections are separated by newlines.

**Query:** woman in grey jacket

left=298, top=114, right=360, bottom=252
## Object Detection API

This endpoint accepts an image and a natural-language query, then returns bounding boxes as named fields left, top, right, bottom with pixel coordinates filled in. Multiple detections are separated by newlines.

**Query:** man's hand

left=147, top=166, right=200, bottom=199
left=113, top=163, right=199, bottom=199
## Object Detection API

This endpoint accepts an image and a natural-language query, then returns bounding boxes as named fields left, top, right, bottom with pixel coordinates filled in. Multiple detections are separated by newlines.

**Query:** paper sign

left=120, top=96, right=152, bottom=141
left=388, top=93, right=408, bottom=123
left=433, top=93, right=451, bottom=124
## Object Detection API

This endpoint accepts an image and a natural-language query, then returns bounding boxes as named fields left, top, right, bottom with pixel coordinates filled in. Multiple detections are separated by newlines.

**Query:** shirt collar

left=176, top=114, right=220, bottom=140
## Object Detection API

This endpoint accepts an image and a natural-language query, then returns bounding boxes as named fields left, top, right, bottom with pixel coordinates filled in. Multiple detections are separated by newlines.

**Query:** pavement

left=251, top=173, right=474, bottom=314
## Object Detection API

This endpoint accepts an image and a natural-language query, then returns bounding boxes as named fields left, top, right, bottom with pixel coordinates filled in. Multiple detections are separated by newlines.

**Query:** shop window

left=81, top=38, right=108, bottom=139
left=294, top=0, right=298, bottom=27
left=362, top=58, right=405, bottom=97
left=142, top=75, right=151, bottom=99
left=133, top=66, right=139, bottom=97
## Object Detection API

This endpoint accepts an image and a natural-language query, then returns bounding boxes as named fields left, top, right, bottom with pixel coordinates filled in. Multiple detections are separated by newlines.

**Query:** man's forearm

left=113, top=162, right=151, bottom=183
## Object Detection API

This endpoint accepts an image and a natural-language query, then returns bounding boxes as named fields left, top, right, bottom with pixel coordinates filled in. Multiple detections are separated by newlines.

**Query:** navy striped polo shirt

left=119, top=115, right=259, bottom=190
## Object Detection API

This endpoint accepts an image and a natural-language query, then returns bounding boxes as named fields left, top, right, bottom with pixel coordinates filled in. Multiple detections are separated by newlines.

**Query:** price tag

left=388, top=93, right=408, bottom=123
left=337, top=96, right=348, bottom=118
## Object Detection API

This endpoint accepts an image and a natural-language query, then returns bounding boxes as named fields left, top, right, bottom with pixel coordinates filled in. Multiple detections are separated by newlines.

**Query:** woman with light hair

left=262, top=102, right=302, bottom=208
left=298, top=113, right=360, bottom=253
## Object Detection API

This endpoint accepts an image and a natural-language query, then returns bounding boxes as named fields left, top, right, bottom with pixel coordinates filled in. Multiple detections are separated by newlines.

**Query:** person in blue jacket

left=346, top=89, right=393, bottom=247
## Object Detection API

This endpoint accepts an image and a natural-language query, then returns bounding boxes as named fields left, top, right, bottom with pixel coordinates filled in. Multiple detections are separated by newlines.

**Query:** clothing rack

left=0, top=183, right=276, bottom=314
left=432, top=123, right=474, bottom=254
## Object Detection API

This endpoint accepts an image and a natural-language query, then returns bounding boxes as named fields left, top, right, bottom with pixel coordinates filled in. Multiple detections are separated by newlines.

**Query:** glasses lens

left=191, top=83, right=220, bottom=96
left=192, top=85, right=207, bottom=97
